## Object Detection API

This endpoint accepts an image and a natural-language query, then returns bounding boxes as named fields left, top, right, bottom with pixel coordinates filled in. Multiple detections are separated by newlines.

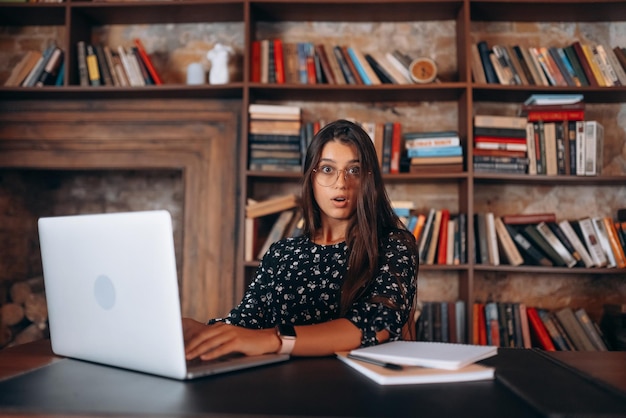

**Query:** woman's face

left=312, top=140, right=361, bottom=226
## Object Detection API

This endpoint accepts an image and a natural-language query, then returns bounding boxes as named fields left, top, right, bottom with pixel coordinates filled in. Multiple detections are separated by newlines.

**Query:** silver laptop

left=38, top=210, right=289, bottom=380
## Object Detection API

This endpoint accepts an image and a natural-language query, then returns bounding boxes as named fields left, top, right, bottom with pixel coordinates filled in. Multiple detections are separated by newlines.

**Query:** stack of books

left=411, top=208, right=467, bottom=266
left=472, top=303, right=610, bottom=352
left=472, top=41, right=626, bottom=87
left=4, top=44, right=64, bottom=87
left=248, top=104, right=303, bottom=172
left=473, top=211, right=626, bottom=269
left=473, top=115, right=529, bottom=174
left=405, top=130, right=463, bottom=173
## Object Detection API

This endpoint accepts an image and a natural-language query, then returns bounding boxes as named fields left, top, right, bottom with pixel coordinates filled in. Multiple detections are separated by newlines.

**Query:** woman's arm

left=183, top=317, right=386, bottom=360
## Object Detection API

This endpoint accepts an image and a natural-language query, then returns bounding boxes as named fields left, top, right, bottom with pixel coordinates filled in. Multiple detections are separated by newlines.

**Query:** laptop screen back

left=38, top=210, right=188, bottom=379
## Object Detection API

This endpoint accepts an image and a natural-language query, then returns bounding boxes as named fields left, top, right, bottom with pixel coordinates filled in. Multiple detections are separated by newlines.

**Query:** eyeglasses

left=313, top=165, right=366, bottom=187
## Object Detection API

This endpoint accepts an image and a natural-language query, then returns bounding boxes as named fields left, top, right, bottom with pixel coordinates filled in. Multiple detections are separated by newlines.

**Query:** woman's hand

left=182, top=318, right=281, bottom=361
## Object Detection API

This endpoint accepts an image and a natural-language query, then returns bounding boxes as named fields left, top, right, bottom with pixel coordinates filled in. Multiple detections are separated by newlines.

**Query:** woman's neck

left=313, top=224, right=347, bottom=245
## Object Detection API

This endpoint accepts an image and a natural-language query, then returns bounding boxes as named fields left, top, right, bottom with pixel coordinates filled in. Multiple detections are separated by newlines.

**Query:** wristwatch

left=276, top=324, right=297, bottom=355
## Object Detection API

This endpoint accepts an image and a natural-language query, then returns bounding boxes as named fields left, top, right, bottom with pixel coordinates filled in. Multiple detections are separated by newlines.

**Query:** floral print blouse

left=215, top=229, right=418, bottom=347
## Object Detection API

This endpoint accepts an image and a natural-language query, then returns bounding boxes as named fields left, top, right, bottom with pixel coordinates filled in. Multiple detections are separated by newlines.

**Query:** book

left=554, top=307, right=597, bottom=351
left=417, top=208, right=436, bottom=263
left=4, top=50, right=41, bottom=87
left=34, top=47, right=63, bottom=87
left=333, top=45, right=357, bottom=84
left=557, top=220, right=594, bottom=267
left=501, top=212, right=556, bottom=225
left=255, top=209, right=295, bottom=259
left=562, top=44, right=590, bottom=86
left=368, top=51, right=410, bottom=84
left=425, top=209, right=443, bottom=265
left=574, top=308, right=608, bottom=351
left=133, top=38, right=163, bottom=85
left=576, top=217, right=608, bottom=267
left=571, top=41, right=600, bottom=87
left=504, top=223, right=553, bottom=267
left=474, top=115, right=527, bottom=130
left=521, top=225, right=567, bottom=267
left=336, top=352, right=494, bottom=385
left=592, top=217, right=617, bottom=268
left=470, top=43, right=487, bottom=83
left=547, top=221, right=583, bottom=267
left=347, top=341, right=497, bottom=370
left=437, top=209, right=451, bottom=265
left=526, top=307, right=556, bottom=351
left=485, top=212, right=499, bottom=265
left=583, top=121, right=604, bottom=176
left=484, top=302, right=501, bottom=346
left=602, top=217, right=626, bottom=268
left=538, top=309, right=571, bottom=351
left=245, top=194, right=299, bottom=218
left=390, top=122, right=402, bottom=173
left=518, top=303, right=532, bottom=348
left=476, top=41, right=498, bottom=84
left=85, top=44, right=102, bottom=86
left=347, top=47, right=380, bottom=85
left=314, top=44, right=336, bottom=84
left=535, top=221, right=577, bottom=267
left=22, top=44, right=56, bottom=87
left=494, top=216, right=523, bottom=266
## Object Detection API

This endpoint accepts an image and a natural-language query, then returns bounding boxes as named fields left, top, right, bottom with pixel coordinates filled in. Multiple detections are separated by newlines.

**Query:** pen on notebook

left=347, top=354, right=404, bottom=370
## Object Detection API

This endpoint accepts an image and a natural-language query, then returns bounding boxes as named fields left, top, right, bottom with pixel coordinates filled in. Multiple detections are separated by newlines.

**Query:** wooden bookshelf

left=0, top=0, right=624, bottom=340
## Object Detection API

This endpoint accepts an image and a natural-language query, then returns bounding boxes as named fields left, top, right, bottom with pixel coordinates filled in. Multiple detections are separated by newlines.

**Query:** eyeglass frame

left=312, top=164, right=370, bottom=187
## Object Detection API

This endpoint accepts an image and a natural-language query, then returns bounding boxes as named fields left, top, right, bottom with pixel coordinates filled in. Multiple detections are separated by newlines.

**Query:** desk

left=0, top=340, right=625, bottom=418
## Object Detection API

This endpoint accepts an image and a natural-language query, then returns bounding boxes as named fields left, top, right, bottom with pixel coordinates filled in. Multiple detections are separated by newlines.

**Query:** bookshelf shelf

left=1, top=0, right=624, bottom=346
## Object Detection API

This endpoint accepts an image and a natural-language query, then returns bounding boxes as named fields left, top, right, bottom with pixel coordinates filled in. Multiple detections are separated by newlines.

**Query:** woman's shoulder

left=380, top=228, right=419, bottom=257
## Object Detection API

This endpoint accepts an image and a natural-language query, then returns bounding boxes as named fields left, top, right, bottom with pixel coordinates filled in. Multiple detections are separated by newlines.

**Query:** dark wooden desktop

left=0, top=340, right=625, bottom=418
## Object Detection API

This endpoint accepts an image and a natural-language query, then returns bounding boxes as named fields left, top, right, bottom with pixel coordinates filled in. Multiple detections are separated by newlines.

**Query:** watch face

left=278, top=324, right=296, bottom=338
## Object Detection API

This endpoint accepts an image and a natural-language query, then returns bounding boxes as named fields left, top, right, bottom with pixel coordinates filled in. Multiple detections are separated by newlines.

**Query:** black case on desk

left=484, top=349, right=626, bottom=418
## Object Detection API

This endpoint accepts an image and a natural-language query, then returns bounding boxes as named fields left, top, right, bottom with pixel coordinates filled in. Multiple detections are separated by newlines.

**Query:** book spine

left=85, top=44, right=101, bottom=86
left=578, top=217, right=608, bottom=267
left=133, top=38, right=162, bottom=85
left=333, top=45, right=357, bottom=84
left=476, top=41, right=498, bottom=84
left=526, top=307, right=556, bottom=351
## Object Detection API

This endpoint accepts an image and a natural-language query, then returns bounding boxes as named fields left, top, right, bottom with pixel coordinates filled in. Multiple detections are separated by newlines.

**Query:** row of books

left=416, top=300, right=467, bottom=345
left=473, top=41, right=626, bottom=87
left=251, top=39, right=418, bottom=85
left=471, top=303, right=610, bottom=351
left=394, top=204, right=468, bottom=266
left=76, top=39, right=163, bottom=87
left=474, top=212, right=626, bottom=269
left=4, top=44, right=64, bottom=87
left=473, top=95, right=605, bottom=176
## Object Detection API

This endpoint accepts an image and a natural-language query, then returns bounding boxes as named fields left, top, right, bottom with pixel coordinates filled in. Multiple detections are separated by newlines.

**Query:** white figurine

left=206, top=43, right=233, bottom=85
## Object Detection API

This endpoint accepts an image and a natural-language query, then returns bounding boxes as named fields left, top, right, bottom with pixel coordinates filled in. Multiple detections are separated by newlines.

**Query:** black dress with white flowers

left=216, top=229, right=418, bottom=347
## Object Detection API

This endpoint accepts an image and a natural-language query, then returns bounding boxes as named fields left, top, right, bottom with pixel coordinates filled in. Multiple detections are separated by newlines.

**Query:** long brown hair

left=301, top=119, right=416, bottom=314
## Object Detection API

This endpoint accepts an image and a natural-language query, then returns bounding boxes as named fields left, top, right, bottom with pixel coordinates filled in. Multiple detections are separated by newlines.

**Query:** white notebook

left=348, top=341, right=497, bottom=370
left=336, top=352, right=494, bottom=385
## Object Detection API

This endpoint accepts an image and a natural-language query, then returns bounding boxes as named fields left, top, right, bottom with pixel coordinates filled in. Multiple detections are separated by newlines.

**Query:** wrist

left=275, top=324, right=297, bottom=355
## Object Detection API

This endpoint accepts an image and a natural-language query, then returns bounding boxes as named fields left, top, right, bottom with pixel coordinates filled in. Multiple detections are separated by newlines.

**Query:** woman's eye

left=320, top=166, right=334, bottom=174
left=348, top=167, right=360, bottom=175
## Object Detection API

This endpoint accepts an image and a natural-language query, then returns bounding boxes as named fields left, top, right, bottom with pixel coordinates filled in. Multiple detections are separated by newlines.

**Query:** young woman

left=183, top=119, right=419, bottom=360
